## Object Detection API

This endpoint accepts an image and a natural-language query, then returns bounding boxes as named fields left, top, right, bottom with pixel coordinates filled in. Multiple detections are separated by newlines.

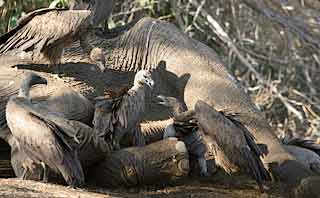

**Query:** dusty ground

left=0, top=175, right=289, bottom=198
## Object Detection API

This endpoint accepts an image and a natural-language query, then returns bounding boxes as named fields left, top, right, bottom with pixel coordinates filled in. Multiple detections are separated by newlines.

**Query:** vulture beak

left=147, top=79, right=155, bottom=89
left=156, top=95, right=167, bottom=105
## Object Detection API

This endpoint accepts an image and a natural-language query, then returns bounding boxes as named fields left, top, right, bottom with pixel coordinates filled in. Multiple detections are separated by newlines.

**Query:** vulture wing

left=19, top=100, right=82, bottom=149
left=0, top=8, right=60, bottom=45
left=27, top=112, right=84, bottom=186
left=7, top=98, right=84, bottom=185
left=0, top=9, right=92, bottom=54
left=194, top=100, right=269, bottom=191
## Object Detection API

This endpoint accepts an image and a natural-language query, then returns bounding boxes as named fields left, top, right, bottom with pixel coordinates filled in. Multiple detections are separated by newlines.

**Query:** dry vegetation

left=0, top=176, right=288, bottom=198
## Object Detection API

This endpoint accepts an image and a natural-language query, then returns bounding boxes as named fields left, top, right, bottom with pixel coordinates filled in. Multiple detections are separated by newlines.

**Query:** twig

left=190, top=0, right=305, bottom=121
left=241, top=0, right=320, bottom=49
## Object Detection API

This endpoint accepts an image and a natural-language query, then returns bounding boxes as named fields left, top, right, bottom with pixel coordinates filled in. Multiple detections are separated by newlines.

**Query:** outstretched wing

left=0, top=9, right=91, bottom=54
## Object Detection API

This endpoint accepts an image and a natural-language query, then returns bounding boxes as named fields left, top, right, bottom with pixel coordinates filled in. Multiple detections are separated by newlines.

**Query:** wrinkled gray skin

left=0, top=17, right=315, bottom=185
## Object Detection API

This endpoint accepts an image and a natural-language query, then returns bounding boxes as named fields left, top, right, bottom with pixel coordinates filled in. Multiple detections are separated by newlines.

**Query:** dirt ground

left=0, top=175, right=290, bottom=198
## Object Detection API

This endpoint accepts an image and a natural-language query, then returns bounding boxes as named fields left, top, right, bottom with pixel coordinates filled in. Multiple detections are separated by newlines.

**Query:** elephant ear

left=177, top=73, right=191, bottom=93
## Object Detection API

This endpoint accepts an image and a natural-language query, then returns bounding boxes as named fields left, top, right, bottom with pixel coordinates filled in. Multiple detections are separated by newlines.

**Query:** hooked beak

left=147, top=79, right=154, bottom=89
left=156, top=95, right=167, bottom=105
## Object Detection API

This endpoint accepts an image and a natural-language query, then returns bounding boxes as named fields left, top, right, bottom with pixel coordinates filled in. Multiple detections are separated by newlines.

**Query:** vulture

left=281, top=137, right=320, bottom=175
left=0, top=0, right=114, bottom=72
left=157, top=95, right=209, bottom=176
left=6, top=72, right=84, bottom=187
left=194, top=100, right=270, bottom=192
left=93, top=70, right=154, bottom=150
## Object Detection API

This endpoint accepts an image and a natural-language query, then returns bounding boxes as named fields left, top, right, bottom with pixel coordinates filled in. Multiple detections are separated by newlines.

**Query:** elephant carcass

left=86, top=137, right=189, bottom=187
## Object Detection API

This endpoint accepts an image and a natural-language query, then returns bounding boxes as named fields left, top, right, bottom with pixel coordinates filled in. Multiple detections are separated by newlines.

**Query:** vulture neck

left=18, top=81, right=32, bottom=99
left=171, top=102, right=186, bottom=117
left=131, top=82, right=147, bottom=93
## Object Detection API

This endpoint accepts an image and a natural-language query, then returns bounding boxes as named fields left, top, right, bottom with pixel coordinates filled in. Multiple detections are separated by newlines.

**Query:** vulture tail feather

left=60, top=149, right=84, bottom=187
left=241, top=146, right=270, bottom=192
left=228, top=116, right=265, bottom=157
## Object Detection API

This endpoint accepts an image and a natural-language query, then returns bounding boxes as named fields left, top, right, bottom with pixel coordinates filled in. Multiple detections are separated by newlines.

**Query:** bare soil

left=0, top=175, right=289, bottom=198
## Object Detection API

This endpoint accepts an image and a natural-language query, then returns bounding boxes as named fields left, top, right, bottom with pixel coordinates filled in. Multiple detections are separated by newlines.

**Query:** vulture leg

left=198, top=157, right=209, bottom=176
left=21, top=168, right=28, bottom=180
left=41, top=162, right=49, bottom=183
left=112, top=129, right=122, bottom=151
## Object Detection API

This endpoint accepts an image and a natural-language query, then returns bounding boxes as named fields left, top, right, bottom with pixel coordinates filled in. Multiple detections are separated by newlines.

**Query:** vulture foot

left=21, top=168, right=28, bottom=180
left=41, top=162, right=49, bottom=183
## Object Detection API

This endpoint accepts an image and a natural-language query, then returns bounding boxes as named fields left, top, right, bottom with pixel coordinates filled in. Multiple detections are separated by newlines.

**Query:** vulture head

left=90, top=47, right=106, bottom=72
left=134, top=70, right=154, bottom=89
left=157, top=95, right=179, bottom=107
left=18, top=73, right=47, bottom=99
left=156, top=95, right=186, bottom=116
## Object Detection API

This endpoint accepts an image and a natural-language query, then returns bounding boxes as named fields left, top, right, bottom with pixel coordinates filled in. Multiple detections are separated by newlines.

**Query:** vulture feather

left=6, top=72, right=84, bottom=187
left=194, top=100, right=270, bottom=192
left=0, top=0, right=114, bottom=71
left=93, top=70, right=154, bottom=150
left=157, top=95, right=208, bottom=176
